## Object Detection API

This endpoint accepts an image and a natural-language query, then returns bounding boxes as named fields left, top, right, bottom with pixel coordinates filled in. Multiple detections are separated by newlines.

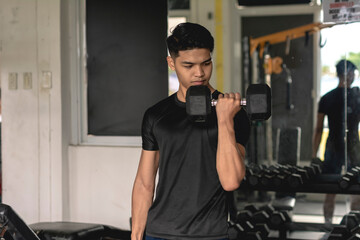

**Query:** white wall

left=68, top=146, right=141, bottom=229
left=0, top=0, right=144, bottom=230
left=0, top=0, right=64, bottom=223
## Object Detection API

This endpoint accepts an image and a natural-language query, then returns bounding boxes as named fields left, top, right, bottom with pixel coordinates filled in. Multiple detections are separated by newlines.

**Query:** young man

left=312, top=59, right=360, bottom=225
left=131, top=22, right=250, bottom=240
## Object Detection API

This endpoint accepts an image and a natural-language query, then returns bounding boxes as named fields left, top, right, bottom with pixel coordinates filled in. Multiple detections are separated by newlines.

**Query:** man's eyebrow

left=181, top=58, right=212, bottom=65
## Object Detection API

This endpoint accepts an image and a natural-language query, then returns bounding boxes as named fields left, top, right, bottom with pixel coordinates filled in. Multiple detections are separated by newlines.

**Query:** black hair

left=166, top=22, right=214, bottom=58
left=336, top=59, right=357, bottom=76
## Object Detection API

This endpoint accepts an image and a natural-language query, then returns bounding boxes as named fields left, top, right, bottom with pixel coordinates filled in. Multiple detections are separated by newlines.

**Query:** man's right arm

left=312, top=113, right=325, bottom=158
left=131, top=150, right=160, bottom=240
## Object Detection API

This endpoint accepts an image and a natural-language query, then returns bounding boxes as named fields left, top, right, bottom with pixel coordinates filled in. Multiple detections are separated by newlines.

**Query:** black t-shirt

left=318, top=87, right=360, bottom=152
left=141, top=90, right=250, bottom=239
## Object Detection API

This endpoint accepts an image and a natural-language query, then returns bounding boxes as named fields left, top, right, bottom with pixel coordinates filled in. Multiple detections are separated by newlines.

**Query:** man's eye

left=184, top=65, right=192, bottom=68
left=204, top=62, right=212, bottom=66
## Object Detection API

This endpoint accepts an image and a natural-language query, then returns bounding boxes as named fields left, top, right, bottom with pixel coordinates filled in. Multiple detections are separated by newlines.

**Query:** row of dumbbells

left=243, top=161, right=323, bottom=189
left=228, top=204, right=292, bottom=240
left=328, top=211, right=360, bottom=240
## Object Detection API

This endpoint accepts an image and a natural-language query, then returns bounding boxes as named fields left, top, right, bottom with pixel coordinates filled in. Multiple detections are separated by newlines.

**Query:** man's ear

left=167, top=56, right=175, bottom=71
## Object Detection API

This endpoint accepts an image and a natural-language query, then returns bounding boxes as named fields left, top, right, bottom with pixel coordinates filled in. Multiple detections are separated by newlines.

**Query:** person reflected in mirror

left=312, top=59, right=360, bottom=226
left=131, top=22, right=251, bottom=240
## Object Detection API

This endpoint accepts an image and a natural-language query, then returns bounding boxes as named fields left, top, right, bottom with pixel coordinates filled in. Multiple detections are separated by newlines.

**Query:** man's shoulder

left=144, top=94, right=176, bottom=118
left=321, top=88, right=340, bottom=101
left=148, top=94, right=175, bottom=110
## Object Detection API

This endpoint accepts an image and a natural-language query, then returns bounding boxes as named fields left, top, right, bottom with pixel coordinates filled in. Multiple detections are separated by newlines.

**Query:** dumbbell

left=228, top=220, right=263, bottom=240
left=329, top=213, right=360, bottom=240
left=272, top=166, right=292, bottom=188
left=287, top=167, right=310, bottom=188
left=340, top=213, right=360, bottom=232
left=328, top=225, right=351, bottom=240
left=186, top=83, right=271, bottom=122
left=236, top=205, right=271, bottom=239
left=310, top=157, right=323, bottom=174
left=329, top=225, right=360, bottom=240
left=236, top=208, right=270, bottom=226
left=302, top=165, right=317, bottom=179
left=339, top=168, right=360, bottom=190
left=269, top=210, right=292, bottom=230
left=247, top=169, right=265, bottom=187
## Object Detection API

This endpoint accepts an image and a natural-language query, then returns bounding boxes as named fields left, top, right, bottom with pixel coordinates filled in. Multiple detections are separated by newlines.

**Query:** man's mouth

left=191, top=80, right=205, bottom=85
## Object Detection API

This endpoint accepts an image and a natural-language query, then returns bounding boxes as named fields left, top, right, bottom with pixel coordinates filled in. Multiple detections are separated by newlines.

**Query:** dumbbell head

left=259, top=204, right=276, bottom=216
left=340, top=213, right=360, bottom=231
left=287, top=173, right=303, bottom=188
left=339, top=173, right=356, bottom=190
left=254, top=223, right=270, bottom=239
left=252, top=211, right=270, bottom=224
left=185, top=85, right=212, bottom=122
left=303, top=165, right=316, bottom=179
left=236, top=210, right=253, bottom=224
left=269, top=211, right=287, bottom=229
left=244, top=204, right=260, bottom=214
left=246, top=83, right=271, bottom=120
left=330, top=225, right=352, bottom=239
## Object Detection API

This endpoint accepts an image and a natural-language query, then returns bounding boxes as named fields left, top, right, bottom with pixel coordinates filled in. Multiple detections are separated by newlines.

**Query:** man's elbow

left=221, top=173, right=245, bottom=191
left=222, top=180, right=242, bottom=191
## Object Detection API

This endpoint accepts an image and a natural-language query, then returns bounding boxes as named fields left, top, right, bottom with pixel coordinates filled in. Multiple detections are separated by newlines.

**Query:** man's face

left=341, top=70, right=356, bottom=87
left=167, top=48, right=213, bottom=93
left=347, top=70, right=355, bottom=86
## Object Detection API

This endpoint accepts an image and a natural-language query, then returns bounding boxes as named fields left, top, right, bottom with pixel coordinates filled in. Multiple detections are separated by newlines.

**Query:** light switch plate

left=42, top=71, right=52, bottom=89
left=9, top=72, right=18, bottom=90
left=23, top=72, right=32, bottom=89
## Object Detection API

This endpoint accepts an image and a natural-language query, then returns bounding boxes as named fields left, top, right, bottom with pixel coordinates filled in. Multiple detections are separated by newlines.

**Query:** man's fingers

left=221, top=92, right=241, bottom=99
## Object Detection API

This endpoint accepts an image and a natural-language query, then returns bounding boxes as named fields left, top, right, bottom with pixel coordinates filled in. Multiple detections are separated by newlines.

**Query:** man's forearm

left=312, top=131, right=322, bottom=158
left=131, top=183, right=154, bottom=240
left=216, top=118, right=245, bottom=191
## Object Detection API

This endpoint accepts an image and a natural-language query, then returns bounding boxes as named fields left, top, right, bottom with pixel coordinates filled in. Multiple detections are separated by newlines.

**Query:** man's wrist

left=131, top=232, right=144, bottom=240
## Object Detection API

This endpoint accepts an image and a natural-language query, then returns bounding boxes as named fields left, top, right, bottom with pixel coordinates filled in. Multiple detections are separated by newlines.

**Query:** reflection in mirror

left=237, top=18, right=360, bottom=235
left=316, top=22, right=360, bottom=225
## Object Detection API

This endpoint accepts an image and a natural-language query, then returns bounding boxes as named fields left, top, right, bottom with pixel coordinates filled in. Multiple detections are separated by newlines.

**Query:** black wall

left=86, top=0, right=168, bottom=136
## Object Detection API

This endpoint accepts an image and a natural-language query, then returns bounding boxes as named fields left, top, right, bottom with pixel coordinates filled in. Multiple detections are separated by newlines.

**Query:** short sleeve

left=234, top=108, right=251, bottom=146
left=141, top=108, right=159, bottom=151
left=318, top=96, right=327, bottom=114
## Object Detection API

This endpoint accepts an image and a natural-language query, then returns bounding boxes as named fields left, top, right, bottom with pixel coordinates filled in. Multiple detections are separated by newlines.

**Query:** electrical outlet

left=9, top=72, right=18, bottom=90
left=23, top=72, right=32, bottom=89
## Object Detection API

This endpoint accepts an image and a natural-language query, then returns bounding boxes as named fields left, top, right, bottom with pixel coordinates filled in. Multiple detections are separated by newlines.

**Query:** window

left=80, top=0, right=168, bottom=145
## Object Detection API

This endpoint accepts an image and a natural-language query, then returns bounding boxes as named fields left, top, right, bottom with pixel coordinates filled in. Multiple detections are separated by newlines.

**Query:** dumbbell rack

left=240, top=174, right=360, bottom=195
left=232, top=164, right=360, bottom=240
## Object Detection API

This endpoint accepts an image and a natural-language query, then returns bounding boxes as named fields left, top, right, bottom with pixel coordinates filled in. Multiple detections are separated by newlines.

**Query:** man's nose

left=194, top=65, right=205, bottom=77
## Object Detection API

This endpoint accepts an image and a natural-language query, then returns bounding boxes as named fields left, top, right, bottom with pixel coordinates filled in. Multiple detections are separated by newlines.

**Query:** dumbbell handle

left=211, top=99, right=247, bottom=106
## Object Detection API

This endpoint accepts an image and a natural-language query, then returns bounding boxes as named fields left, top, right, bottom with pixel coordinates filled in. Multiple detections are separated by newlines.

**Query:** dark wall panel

left=86, top=0, right=168, bottom=136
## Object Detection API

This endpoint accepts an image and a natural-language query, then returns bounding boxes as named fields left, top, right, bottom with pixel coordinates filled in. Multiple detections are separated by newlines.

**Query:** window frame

left=72, top=1, right=191, bottom=147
